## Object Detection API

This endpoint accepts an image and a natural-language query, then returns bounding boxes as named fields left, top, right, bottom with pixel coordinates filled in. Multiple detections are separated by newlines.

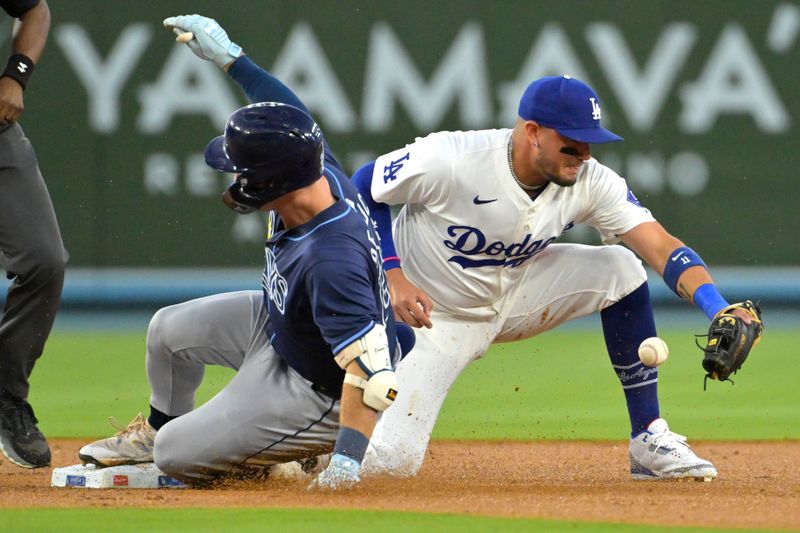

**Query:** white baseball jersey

left=370, top=128, right=655, bottom=317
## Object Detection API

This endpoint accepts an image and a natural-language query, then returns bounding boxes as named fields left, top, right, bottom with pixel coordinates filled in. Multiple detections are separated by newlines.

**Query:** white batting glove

left=307, top=454, right=361, bottom=491
left=163, top=14, right=243, bottom=68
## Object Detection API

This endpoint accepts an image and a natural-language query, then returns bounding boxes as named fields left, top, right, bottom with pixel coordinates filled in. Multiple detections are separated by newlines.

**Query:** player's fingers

left=418, top=293, right=434, bottom=315
left=404, top=310, right=423, bottom=329
left=0, top=103, right=16, bottom=123
left=163, top=15, right=194, bottom=32
left=175, top=31, right=194, bottom=44
left=733, top=308, right=753, bottom=324
left=394, top=305, right=422, bottom=328
left=414, top=302, right=433, bottom=329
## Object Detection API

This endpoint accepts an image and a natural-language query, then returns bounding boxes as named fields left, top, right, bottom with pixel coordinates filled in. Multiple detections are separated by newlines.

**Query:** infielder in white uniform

left=351, top=75, right=758, bottom=481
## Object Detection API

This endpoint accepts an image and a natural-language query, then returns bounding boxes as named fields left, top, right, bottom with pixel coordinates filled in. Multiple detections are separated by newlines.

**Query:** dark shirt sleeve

left=307, top=257, right=381, bottom=355
left=228, top=56, right=309, bottom=114
left=227, top=55, right=343, bottom=175
left=0, top=0, right=39, bottom=18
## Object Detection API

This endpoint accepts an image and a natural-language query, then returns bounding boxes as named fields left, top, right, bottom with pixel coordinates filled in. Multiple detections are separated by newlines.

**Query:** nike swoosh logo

left=473, top=196, right=498, bottom=205
left=671, top=251, right=686, bottom=262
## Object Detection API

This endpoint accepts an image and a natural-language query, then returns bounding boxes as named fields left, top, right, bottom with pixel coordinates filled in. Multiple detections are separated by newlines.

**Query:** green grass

left=30, top=332, right=237, bottom=438
left=18, top=328, right=798, bottom=532
left=29, top=328, right=799, bottom=440
left=0, top=508, right=785, bottom=533
left=436, top=328, right=800, bottom=440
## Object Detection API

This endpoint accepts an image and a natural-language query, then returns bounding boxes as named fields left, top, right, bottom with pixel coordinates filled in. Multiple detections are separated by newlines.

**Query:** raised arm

left=163, top=14, right=308, bottom=112
left=225, top=57, right=308, bottom=114
left=163, top=15, right=344, bottom=177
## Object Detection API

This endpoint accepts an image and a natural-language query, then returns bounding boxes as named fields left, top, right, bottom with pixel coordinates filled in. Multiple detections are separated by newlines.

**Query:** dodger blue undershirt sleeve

left=351, top=162, right=400, bottom=270
left=228, top=56, right=309, bottom=114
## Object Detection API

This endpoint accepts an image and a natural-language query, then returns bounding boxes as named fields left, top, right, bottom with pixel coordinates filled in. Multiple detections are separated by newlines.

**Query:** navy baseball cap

left=518, top=75, right=623, bottom=144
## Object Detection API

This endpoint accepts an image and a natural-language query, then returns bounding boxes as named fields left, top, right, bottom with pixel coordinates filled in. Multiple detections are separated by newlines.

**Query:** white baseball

left=638, top=337, right=669, bottom=367
left=176, top=32, right=194, bottom=44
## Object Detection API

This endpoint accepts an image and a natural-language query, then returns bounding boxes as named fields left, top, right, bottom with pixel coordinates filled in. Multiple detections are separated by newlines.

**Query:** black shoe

left=0, top=390, right=51, bottom=468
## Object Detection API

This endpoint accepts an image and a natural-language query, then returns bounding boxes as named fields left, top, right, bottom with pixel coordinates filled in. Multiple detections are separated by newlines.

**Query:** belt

left=311, top=382, right=340, bottom=400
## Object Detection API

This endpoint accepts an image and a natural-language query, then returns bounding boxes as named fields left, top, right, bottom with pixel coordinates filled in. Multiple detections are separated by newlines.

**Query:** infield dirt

left=2, top=439, right=798, bottom=530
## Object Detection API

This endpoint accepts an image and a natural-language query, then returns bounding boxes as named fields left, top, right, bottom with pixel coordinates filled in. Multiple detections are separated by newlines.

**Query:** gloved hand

left=163, top=14, right=243, bottom=68
left=701, top=300, right=763, bottom=386
left=307, top=453, right=360, bottom=491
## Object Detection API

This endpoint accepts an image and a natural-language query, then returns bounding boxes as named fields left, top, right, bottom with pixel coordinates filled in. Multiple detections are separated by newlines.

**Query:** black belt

left=311, top=382, right=340, bottom=400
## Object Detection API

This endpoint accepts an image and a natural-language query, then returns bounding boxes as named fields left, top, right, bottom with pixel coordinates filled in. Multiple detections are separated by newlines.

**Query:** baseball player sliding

left=78, top=15, right=413, bottom=489
left=350, top=75, right=762, bottom=481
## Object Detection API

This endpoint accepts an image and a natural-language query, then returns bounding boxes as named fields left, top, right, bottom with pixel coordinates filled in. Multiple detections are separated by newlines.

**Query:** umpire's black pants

left=0, top=122, right=68, bottom=400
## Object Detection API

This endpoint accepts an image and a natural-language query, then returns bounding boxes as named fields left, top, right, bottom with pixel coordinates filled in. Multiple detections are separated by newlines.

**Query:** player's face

left=535, top=128, right=591, bottom=187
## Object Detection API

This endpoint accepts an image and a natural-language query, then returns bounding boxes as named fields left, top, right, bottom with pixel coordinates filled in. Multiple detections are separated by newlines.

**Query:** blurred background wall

left=2, top=0, right=798, bottom=310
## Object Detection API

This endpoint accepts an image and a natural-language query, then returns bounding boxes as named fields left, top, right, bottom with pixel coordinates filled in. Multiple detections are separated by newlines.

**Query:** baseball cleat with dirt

left=79, top=413, right=156, bottom=467
left=629, top=418, right=717, bottom=481
left=0, top=390, right=51, bottom=468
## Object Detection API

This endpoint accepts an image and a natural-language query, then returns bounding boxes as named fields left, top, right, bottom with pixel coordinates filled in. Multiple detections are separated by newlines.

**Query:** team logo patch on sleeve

left=627, top=188, right=643, bottom=207
left=382, top=153, right=410, bottom=183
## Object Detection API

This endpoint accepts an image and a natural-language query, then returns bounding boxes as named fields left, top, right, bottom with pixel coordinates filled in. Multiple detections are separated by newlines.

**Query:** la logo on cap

left=516, top=75, right=623, bottom=144
left=589, top=97, right=602, bottom=120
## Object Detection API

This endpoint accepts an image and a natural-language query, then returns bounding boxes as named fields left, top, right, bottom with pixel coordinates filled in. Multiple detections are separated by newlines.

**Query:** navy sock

left=148, top=405, right=178, bottom=431
left=601, top=282, right=660, bottom=437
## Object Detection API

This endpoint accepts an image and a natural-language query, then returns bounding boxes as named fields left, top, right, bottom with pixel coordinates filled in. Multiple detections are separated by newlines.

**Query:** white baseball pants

left=362, top=243, right=646, bottom=476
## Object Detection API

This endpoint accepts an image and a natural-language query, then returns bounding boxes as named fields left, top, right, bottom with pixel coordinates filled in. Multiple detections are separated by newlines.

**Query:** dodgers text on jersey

left=443, top=222, right=574, bottom=269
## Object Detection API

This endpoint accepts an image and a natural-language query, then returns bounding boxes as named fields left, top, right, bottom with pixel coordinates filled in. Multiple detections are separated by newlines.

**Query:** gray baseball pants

left=146, top=290, right=341, bottom=482
left=0, top=123, right=67, bottom=400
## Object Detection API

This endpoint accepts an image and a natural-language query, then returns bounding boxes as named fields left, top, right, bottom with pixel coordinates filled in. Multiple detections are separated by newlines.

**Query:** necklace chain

left=507, top=136, right=540, bottom=192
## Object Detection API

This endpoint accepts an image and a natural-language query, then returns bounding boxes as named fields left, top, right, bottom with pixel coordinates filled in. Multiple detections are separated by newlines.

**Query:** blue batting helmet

left=204, top=102, right=324, bottom=213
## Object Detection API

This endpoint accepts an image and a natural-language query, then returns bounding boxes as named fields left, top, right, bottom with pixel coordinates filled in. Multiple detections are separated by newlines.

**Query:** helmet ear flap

left=222, top=181, right=259, bottom=214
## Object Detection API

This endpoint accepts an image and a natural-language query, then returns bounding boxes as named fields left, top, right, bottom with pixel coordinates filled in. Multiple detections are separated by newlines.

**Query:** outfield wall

left=3, top=0, right=798, bottom=268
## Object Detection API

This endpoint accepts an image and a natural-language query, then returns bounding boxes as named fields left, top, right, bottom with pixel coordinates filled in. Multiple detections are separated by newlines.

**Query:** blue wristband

left=693, top=283, right=730, bottom=320
left=332, top=426, right=369, bottom=464
left=662, top=246, right=707, bottom=295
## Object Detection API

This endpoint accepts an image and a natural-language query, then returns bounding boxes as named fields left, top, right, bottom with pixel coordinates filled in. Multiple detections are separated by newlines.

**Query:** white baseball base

left=51, top=463, right=186, bottom=489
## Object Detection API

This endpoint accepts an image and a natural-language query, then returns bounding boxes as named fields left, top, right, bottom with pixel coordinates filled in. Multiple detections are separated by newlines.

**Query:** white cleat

left=79, top=413, right=156, bottom=467
left=629, top=418, right=717, bottom=481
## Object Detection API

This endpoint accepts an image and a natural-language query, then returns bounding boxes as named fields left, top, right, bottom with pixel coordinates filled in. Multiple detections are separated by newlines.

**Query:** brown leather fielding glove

left=702, top=300, right=763, bottom=386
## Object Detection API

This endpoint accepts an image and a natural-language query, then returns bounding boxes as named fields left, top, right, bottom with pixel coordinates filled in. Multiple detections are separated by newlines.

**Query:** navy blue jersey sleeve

left=351, top=162, right=400, bottom=270
left=228, top=55, right=343, bottom=175
left=306, top=257, right=382, bottom=355
left=228, top=56, right=308, bottom=114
